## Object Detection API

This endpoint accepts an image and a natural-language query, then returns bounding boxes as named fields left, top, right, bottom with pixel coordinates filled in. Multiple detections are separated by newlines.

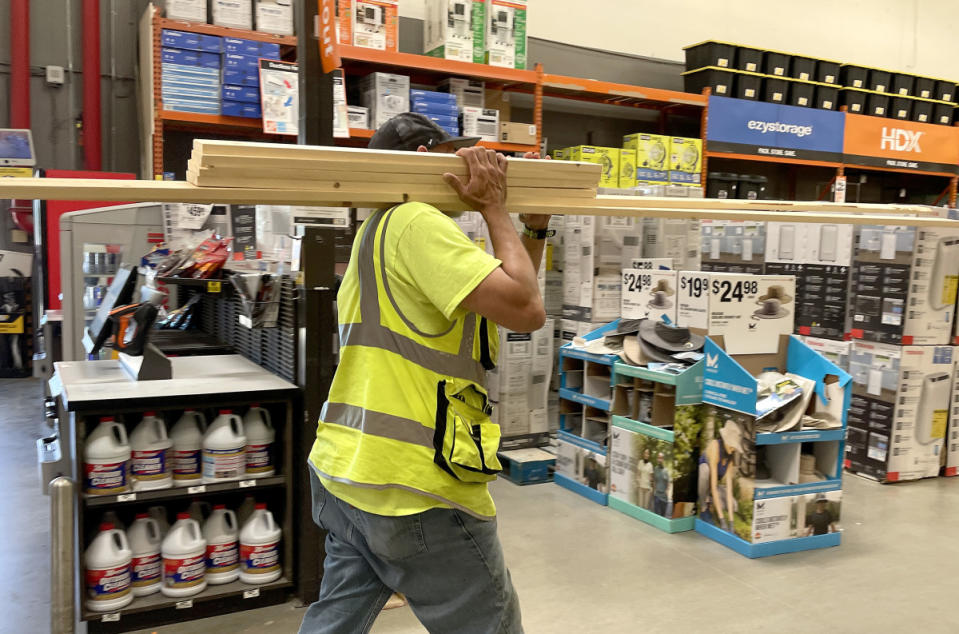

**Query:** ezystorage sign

left=706, top=96, right=845, bottom=163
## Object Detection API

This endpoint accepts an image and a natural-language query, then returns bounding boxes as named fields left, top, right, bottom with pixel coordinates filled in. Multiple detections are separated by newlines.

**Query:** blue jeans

left=299, top=468, right=523, bottom=634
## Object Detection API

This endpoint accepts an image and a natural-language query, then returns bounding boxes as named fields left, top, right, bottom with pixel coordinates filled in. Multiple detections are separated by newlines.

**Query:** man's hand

left=518, top=151, right=551, bottom=230
left=443, top=147, right=508, bottom=216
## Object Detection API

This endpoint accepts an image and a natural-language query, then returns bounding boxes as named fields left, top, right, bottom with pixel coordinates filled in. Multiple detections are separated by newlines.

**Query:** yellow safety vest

left=309, top=205, right=502, bottom=518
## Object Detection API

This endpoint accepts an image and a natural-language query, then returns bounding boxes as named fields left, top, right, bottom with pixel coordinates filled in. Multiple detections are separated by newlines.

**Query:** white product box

left=946, top=367, right=959, bottom=476
left=439, top=77, right=486, bottom=110
left=643, top=218, right=701, bottom=271
left=627, top=257, right=673, bottom=271
left=489, top=319, right=554, bottom=437
left=255, top=0, right=294, bottom=35
left=424, top=0, right=483, bottom=63
left=461, top=106, right=499, bottom=141
left=347, top=105, right=369, bottom=130
left=765, top=222, right=854, bottom=265
left=345, top=0, right=399, bottom=50
left=700, top=220, right=766, bottom=273
left=621, top=269, right=678, bottom=323
left=847, top=341, right=956, bottom=482
left=162, top=0, right=207, bottom=22
left=802, top=336, right=851, bottom=373
left=359, top=72, right=410, bottom=129
left=211, top=0, right=253, bottom=30
left=485, top=0, right=527, bottom=69
left=676, top=272, right=797, bottom=355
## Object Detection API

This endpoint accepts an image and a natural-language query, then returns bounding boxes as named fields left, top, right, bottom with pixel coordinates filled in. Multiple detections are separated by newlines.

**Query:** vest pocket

left=433, top=379, right=502, bottom=483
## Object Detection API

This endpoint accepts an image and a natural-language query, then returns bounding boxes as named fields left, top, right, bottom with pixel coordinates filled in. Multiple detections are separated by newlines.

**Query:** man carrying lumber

left=301, top=113, right=550, bottom=634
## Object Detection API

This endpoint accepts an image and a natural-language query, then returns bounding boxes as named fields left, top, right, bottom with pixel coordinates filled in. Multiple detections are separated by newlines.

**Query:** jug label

left=206, top=541, right=239, bottom=572
left=172, top=449, right=202, bottom=480
left=245, top=443, right=274, bottom=473
left=164, top=553, right=205, bottom=588
left=241, top=541, right=280, bottom=574
left=131, top=553, right=161, bottom=587
left=202, top=447, right=245, bottom=480
left=85, top=461, right=128, bottom=494
left=132, top=449, right=168, bottom=480
left=86, top=565, right=132, bottom=601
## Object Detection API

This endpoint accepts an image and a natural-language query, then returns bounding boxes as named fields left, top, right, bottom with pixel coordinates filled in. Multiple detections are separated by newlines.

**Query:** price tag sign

left=621, top=269, right=678, bottom=322
left=206, top=280, right=222, bottom=293
left=239, top=479, right=257, bottom=488
left=243, top=588, right=261, bottom=599
left=621, top=269, right=653, bottom=319
left=117, top=493, right=136, bottom=502
left=187, top=485, right=206, bottom=494
left=101, top=614, right=120, bottom=622
left=176, top=599, right=194, bottom=610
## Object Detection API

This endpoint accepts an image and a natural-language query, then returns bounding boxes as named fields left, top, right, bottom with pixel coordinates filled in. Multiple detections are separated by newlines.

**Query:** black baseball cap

left=368, top=113, right=481, bottom=151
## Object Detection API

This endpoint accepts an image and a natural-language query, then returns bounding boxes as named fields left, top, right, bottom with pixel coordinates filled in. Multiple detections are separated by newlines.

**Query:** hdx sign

left=844, top=114, right=959, bottom=173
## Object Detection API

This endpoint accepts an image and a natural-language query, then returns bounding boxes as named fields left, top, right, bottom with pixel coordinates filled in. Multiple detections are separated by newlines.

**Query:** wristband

left=522, top=225, right=556, bottom=240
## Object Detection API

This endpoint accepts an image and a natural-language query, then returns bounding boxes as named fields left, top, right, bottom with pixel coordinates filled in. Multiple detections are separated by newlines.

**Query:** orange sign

left=843, top=113, right=959, bottom=174
left=318, top=0, right=341, bottom=74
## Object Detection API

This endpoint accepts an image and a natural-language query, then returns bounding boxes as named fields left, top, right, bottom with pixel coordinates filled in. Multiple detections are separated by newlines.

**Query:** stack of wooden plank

left=186, top=140, right=602, bottom=206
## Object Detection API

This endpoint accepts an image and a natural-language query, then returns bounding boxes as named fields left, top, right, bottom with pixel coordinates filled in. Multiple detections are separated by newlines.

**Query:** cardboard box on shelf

left=642, top=218, right=701, bottom=271
left=802, top=336, right=851, bottom=373
left=846, top=341, right=956, bottom=482
left=338, top=0, right=399, bottom=51
left=488, top=319, right=554, bottom=439
left=668, top=137, right=703, bottom=186
left=849, top=221, right=959, bottom=346
left=346, top=105, right=369, bottom=129
left=424, top=0, right=485, bottom=63
left=551, top=147, right=569, bottom=160
left=161, top=48, right=220, bottom=68
left=569, top=146, right=619, bottom=188
left=461, top=106, right=500, bottom=141
left=211, top=0, right=253, bottom=30
left=255, top=0, right=294, bottom=36
left=618, top=149, right=637, bottom=188
left=161, top=30, right=223, bottom=53
left=700, top=220, right=766, bottom=275
left=624, top=133, right=669, bottom=184
left=359, top=72, right=410, bottom=128
left=439, top=78, right=486, bottom=110
left=483, top=88, right=512, bottom=121
left=621, top=269, right=678, bottom=323
left=945, top=367, right=959, bottom=476
left=485, top=0, right=527, bottom=69
left=500, top=122, right=536, bottom=145
left=676, top=272, right=797, bottom=355
left=161, top=0, right=207, bottom=22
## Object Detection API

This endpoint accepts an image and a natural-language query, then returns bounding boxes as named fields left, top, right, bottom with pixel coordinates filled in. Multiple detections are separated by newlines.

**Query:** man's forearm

left=483, top=206, right=540, bottom=300
left=521, top=233, right=547, bottom=274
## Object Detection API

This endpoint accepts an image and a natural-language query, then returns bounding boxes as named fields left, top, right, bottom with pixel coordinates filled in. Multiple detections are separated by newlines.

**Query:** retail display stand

left=50, top=354, right=297, bottom=633
left=694, top=336, right=851, bottom=558
left=608, top=360, right=704, bottom=533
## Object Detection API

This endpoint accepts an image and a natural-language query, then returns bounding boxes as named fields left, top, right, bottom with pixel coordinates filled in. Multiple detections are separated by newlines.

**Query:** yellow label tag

left=206, top=280, right=221, bottom=293
left=942, top=275, right=958, bottom=307
left=0, top=167, right=32, bottom=178
left=0, top=315, right=24, bottom=334
left=545, top=243, right=554, bottom=271
left=932, top=409, right=948, bottom=440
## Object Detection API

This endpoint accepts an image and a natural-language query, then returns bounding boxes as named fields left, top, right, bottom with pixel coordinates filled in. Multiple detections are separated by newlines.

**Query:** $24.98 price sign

left=680, top=276, right=758, bottom=302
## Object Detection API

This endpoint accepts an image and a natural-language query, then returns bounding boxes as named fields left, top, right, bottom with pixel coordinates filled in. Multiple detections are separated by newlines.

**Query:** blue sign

left=702, top=338, right=757, bottom=415
left=706, top=96, right=845, bottom=163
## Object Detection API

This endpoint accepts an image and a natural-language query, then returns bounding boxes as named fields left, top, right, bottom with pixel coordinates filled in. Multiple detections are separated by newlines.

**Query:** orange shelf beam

left=705, top=151, right=842, bottom=170
left=157, top=17, right=296, bottom=46
left=840, top=163, right=956, bottom=178
left=541, top=73, right=707, bottom=109
left=338, top=45, right=538, bottom=86
left=160, top=111, right=264, bottom=129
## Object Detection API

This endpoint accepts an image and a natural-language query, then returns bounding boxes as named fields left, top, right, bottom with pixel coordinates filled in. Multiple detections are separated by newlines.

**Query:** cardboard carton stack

left=489, top=320, right=555, bottom=447
left=160, top=29, right=224, bottom=115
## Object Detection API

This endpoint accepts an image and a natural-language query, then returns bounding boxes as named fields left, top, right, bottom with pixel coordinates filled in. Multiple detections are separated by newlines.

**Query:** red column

left=82, top=0, right=102, bottom=170
left=9, top=0, right=30, bottom=129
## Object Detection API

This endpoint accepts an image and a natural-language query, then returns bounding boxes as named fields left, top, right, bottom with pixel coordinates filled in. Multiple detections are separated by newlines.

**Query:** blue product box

left=411, top=101, right=460, bottom=118
left=163, top=97, right=221, bottom=115
left=161, top=29, right=223, bottom=53
left=259, top=42, right=281, bottom=59
left=161, top=47, right=221, bottom=68
left=163, top=84, right=221, bottom=100
left=162, top=73, right=221, bottom=89
left=222, top=84, right=260, bottom=103
left=161, top=63, right=221, bottom=80
left=222, top=100, right=262, bottom=118
left=223, top=37, right=260, bottom=56
left=223, top=53, right=260, bottom=72
left=424, top=113, right=459, bottom=128
left=222, top=68, right=260, bottom=86
left=409, top=89, right=457, bottom=105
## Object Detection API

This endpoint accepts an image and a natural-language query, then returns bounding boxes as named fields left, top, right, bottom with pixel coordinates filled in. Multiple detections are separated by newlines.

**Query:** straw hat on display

left=757, top=285, right=793, bottom=305
left=753, top=298, right=790, bottom=319
left=647, top=291, right=672, bottom=310
left=654, top=278, right=675, bottom=296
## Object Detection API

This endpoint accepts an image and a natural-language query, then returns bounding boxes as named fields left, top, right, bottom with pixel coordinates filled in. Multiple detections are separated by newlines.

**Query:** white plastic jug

left=237, top=496, right=257, bottom=525
left=84, top=417, right=131, bottom=495
left=170, top=410, right=207, bottom=484
left=130, top=412, right=173, bottom=491
left=202, top=409, right=246, bottom=483
left=148, top=506, right=170, bottom=537
left=203, top=504, right=240, bottom=585
left=127, top=513, right=162, bottom=597
left=84, top=522, right=133, bottom=612
left=161, top=512, right=207, bottom=598
left=101, top=510, right=125, bottom=532
left=244, top=404, right=275, bottom=478
left=239, top=503, right=282, bottom=584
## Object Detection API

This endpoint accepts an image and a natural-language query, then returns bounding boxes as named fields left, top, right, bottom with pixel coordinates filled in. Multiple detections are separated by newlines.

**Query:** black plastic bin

left=684, top=41, right=736, bottom=70
left=816, top=84, right=840, bottom=110
left=935, top=80, right=956, bottom=103
left=841, top=65, right=869, bottom=89
left=789, top=80, right=816, bottom=108
left=912, top=99, right=934, bottom=124
left=736, top=72, right=763, bottom=100
left=737, top=47, right=763, bottom=73
left=682, top=67, right=737, bottom=98
left=892, top=74, right=915, bottom=97
left=891, top=97, right=912, bottom=120
left=841, top=88, right=868, bottom=114
left=707, top=173, right=739, bottom=199
left=868, top=92, right=890, bottom=117
left=915, top=77, right=936, bottom=100
left=765, top=51, right=790, bottom=77
left=817, top=60, right=841, bottom=85
left=934, top=102, right=954, bottom=125
left=738, top=175, right=768, bottom=200
left=869, top=68, right=892, bottom=93
left=765, top=76, right=789, bottom=104
left=792, top=56, right=817, bottom=82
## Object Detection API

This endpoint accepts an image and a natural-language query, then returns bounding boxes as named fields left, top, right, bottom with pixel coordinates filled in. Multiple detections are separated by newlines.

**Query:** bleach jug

left=203, top=505, right=240, bottom=584
left=84, top=522, right=133, bottom=612
left=84, top=417, right=131, bottom=495
left=170, top=410, right=206, bottom=484
left=161, top=512, right=207, bottom=598
left=244, top=404, right=275, bottom=478
left=101, top=510, right=125, bottom=532
left=202, top=409, right=246, bottom=483
left=130, top=412, right=173, bottom=491
left=237, top=496, right=257, bottom=525
left=239, top=503, right=282, bottom=584
left=148, top=506, right=170, bottom=536
left=127, top=513, right=162, bottom=597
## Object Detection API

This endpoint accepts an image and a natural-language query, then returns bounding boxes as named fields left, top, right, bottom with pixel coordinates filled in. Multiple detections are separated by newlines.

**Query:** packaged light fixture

left=819, top=224, right=839, bottom=262
left=915, top=372, right=952, bottom=445
left=485, top=0, right=527, bottom=69
left=928, top=236, right=959, bottom=310
left=344, top=0, right=398, bottom=51
left=779, top=225, right=796, bottom=260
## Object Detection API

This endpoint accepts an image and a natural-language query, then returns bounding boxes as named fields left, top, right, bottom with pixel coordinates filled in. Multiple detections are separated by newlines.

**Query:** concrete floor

left=5, top=376, right=959, bottom=633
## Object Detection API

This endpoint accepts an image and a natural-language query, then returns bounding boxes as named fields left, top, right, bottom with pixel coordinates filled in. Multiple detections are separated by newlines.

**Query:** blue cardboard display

left=161, top=47, right=221, bottom=68
left=222, top=100, right=262, bottom=118
left=223, top=37, right=261, bottom=56
left=161, top=29, right=223, bottom=53
left=222, top=68, right=260, bottom=87
left=411, top=101, right=460, bottom=118
left=223, top=53, right=260, bottom=72
left=409, top=89, right=458, bottom=105
left=222, top=84, right=261, bottom=103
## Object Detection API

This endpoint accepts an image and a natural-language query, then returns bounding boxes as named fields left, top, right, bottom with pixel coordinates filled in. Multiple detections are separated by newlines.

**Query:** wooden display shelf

left=156, top=17, right=296, bottom=46
left=83, top=475, right=285, bottom=507
left=338, top=45, right=538, bottom=87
